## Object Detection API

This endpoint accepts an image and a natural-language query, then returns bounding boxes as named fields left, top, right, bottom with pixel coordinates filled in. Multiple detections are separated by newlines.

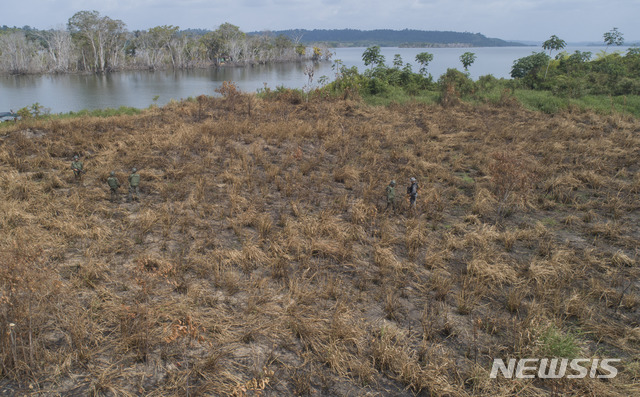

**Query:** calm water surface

left=0, top=46, right=627, bottom=113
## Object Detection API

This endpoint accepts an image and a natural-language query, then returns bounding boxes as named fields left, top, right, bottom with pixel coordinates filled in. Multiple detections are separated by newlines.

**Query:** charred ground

left=0, top=94, right=639, bottom=396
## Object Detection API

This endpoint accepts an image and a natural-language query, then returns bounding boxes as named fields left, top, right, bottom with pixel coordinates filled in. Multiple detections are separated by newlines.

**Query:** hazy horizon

left=2, top=1, right=638, bottom=44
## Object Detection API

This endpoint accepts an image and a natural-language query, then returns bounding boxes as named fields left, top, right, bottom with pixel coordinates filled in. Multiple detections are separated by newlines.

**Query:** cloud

left=3, top=0, right=639, bottom=42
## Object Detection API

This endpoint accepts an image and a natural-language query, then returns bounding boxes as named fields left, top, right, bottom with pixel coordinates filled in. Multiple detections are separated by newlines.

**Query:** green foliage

left=614, top=77, right=640, bottom=95
left=577, top=94, right=640, bottom=116
left=257, top=84, right=306, bottom=103
left=459, top=52, right=476, bottom=71
left=604, top=27, right=624, bottom=49
left=16, top=103, right=49, bottom=119
left=438, top=68, right=475, bottom=97
left=362, top=45, right=385, bottom=67
left=415, top=52, right=434, bottom=76
left=323, top=60, right=365, bottom=97
left=542, top=35, right=567, bottom=79
left=199, top=23, right=245, bottom=62
left=506, top=88, right=640, bottom=117
left=366, top=77, right=390, bottom=95
left=511, top=52, right=550, bottom=88
left=328, top=49, right=434, bottom=101
left=363, top=88, right=439, bottom=106
left=547, top=74, right=588, bottom=98
left=515, top=90, right=568, bottom=114
left=392, top=54, right=403, bottom=69
left=555, top=50, right=592, bottom=78
left=543, top=35, right=567, bottom=55
left=534, top=48, right=640, bottom=97
left=476, top=74, right=499, bottom=91
left=62, top=106, right=142, bottom=118
left=588, top=53, right=626, bottom=93
left=539, top=326, right=581, bottom=359
left=321, top=47, right=640, bottom=119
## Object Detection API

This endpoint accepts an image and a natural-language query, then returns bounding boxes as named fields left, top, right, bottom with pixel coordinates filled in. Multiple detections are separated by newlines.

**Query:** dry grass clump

left=0, top=93, right=639, bottom=395
left=467, top=256, right=518, bottom=286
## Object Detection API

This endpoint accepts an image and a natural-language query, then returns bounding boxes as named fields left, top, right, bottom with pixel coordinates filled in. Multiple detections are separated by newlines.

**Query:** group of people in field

left=71, top=155, right=140, bottom=203
left=72, top=154, right=419, bottom=210
left=385, top=177, right=419, bottom=215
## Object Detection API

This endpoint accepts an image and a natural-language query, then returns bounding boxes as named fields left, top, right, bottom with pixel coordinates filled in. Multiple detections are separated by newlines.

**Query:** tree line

left=256, top=29, right=521, bottom=47
left=314, top=27, right=639, bottom=106
left=510, top=28, right=640, bottom=96
left=0, top=11, right=332, bottom=75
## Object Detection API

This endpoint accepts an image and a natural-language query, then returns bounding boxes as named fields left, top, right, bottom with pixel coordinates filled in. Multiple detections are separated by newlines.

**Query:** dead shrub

left=471, top=187, right=497, bottom=218
left=333, top=164, right=360, bottom=185
left=430, top=270, right=453, bottom=301
left=505, top=285, right=528, bottom=313
left=215, top=81, right=242, bottom=111
left=466, top=256, right=518, bottom=286
left=612, top=250, right=635, bottom=267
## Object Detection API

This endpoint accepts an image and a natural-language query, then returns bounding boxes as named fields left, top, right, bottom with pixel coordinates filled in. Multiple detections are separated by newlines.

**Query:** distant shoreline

left=325, top=43, right=533, bottom=49
left=248, top=28, right=525, bottom=48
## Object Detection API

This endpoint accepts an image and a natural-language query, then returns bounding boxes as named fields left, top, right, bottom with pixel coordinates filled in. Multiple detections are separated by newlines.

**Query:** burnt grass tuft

left=1, top=94, right=639, bottom=395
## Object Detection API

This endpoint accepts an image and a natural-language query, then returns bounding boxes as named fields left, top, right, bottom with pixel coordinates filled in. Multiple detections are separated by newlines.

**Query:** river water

left=0, top=46, right=628, bottom=114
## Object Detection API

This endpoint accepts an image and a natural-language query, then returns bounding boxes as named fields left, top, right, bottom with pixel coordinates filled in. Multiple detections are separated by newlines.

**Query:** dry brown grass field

left=1, top=91, right=639, bottom=396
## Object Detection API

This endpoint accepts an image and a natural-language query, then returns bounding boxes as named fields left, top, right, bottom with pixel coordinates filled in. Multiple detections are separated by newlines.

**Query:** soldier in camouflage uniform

left=71, top=155, right=84, bottom=181
left=128, top=167, right=140, bottom=202
left=407, top=177, right=419, bottom=215
left=107, top=171, right=120, bottom=202
left=385, top=180, right=397, bottom=213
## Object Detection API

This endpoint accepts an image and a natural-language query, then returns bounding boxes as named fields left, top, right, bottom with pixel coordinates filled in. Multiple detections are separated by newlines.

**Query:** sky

left=2, top=0, right=638, bottom=43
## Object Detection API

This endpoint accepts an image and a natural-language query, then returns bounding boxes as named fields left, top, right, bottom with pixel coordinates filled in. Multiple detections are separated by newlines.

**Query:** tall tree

left=415, top=52, right=433, bottom=76
left=603, top=27, right=624, bottom=53
left=219, top=23, right=245, bottom=62
left=362, top=45, right=385, bottom=67
left=393, top=54, right=403, bottom=69
left=67, top=10, right=126, bottom=72
left=39, top=28, right=73, bottom=72
left=542, top=35, right=566, bottom=78
left=459, top=52, right=476, bottom=71
left=134, top=25, right=179, bottom=69
left=104, top=17, right=128, bottom=70
left=511, top=52, right=550, bottom=88
left=166, top=30, right=187, bottom=68
left=0, top=31, right=42, bottom=73
left=199, top=22, right=244, bottom=64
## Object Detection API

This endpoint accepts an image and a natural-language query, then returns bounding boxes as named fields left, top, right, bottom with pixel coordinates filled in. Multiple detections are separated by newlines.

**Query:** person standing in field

left=407, top=177, right=419, bottom=215
left=128, top=167, right=140, bottom=202
left=71, top=155, right=84, bottom=181
left=107, top=171, right=120, bottom=202
left=385, top=180, right=397, bottom=213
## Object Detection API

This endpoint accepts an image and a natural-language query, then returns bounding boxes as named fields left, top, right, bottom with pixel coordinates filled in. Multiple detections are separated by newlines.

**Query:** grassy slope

left=1, top=95, right=639, bottom=395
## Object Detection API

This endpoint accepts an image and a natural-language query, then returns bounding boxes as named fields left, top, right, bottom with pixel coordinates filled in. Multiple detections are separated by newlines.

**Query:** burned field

left=1, top=95, right=639, bottom=396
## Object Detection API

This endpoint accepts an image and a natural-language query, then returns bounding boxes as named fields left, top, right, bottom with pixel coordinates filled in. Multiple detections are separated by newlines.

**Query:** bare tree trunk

left=0, top=32, right=42, bottom=74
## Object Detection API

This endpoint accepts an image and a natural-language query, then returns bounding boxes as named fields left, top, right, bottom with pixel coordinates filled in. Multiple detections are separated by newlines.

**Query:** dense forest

left=251, top=29, right=523, bottom=47
left=0, top=11, right=332, bottom=75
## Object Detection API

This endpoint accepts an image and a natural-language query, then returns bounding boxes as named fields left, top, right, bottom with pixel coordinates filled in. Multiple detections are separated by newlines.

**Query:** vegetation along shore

left=0, top=12, right=333, bottom=75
